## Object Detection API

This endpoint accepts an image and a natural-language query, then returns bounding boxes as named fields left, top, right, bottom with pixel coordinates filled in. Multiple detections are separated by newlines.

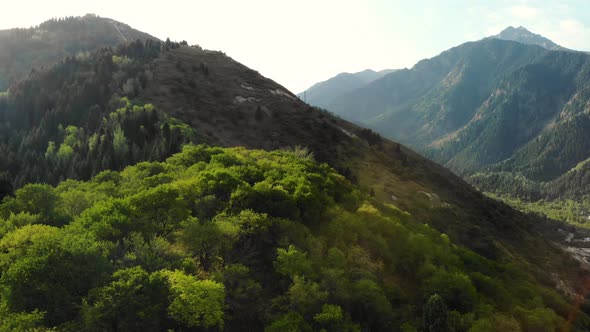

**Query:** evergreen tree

left=422, top=294, right=449, bottom=332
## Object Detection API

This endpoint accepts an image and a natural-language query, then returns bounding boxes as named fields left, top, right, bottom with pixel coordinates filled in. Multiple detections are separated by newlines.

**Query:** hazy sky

left=2, top=0, right=590, bottom=93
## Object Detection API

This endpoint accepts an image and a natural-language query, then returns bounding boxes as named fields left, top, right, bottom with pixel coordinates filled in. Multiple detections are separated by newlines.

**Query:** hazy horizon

left=2, top=0, right=590, bottom=93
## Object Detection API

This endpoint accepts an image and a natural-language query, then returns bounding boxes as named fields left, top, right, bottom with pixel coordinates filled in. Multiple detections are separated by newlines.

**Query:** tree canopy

left=0, top=144, right=584, bottom=331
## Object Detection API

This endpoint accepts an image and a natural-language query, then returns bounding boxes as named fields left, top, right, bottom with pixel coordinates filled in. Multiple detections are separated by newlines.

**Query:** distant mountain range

left=310, top=27, right=590, bottom=207
left=298, top=69, right=396, bottom=109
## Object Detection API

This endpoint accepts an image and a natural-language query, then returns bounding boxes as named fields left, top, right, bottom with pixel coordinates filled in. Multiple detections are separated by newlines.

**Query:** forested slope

left=0, top=39, right=194, bottom=188
left=0, top=145, right=584, bottom=331
left=0, top=14, right=157, bottom=91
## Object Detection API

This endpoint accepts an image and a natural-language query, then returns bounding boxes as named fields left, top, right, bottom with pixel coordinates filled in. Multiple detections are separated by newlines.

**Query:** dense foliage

left=485, top=193, right=590, bottom=226
left=0, top=37, right=196, bottom=188
left=0, top=145, right=585, bottom=331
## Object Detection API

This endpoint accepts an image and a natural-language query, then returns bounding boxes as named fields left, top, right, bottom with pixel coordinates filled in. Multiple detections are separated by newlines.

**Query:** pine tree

left=422, top=294, right=448, bottom=332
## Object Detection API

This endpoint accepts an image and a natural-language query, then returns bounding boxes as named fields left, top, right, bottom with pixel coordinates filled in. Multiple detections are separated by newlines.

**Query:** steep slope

left=330, top=38, right=549, bottom=131
left=138, top=45, right=590, bottom=293
left=491, top=26, right=568, bottom=51
left=298, top=69, right=395, bottom=109
left=1, top=23, right=590, bottom=329
left=0, top=14, right=157, bottom=91
left=0, top=40, right=188, bottom=187
left=325, top=33, right=590, bottom=204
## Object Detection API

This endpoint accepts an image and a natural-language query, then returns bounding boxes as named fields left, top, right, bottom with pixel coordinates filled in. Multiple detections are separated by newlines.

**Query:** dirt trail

left=111, top=22, right=127, bottom=42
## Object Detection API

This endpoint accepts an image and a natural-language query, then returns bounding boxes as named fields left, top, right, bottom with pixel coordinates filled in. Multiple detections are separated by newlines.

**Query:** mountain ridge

left=329, top=35, right=590, bottom=198
left=298, top=68, right=396, bottom=109
left=315, top=27, right=590, bottom=224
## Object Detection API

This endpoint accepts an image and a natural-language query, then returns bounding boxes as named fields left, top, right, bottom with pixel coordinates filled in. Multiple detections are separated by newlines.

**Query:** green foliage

left=423, top=294, right=449, bottom=332
left=351, top=278, right=394, bottom=328
left=0, top=40, right=193, bottom=188
left=0, top=184, right=64, bottom=226
left=487, top=193, right=590, bottom=226
left=218, top=264, right=264, bottom=325
left=0, top=303, right=48, bottom=332
left=0, top=145, right=579, bottom=330
left=514, top=306, right=562, bottom=332
left=0, top=229, right=112, bottom=326
left=112, top=124, right=129, bottom=161
left=287, top=276, right=327, bottom=315
left=130, top=184, right=189, bottom=236
left=0, top=212, right=38, bottom=237
left=314, top=304, right=343, bottom=325
left=265, top=312, right=312, bottom=332
left=75, top=198, right=136, bottom=241
left=424, top=271, right=477, bottom=312
left=162, top=270, right=225, bottom=329
left=82, top=266, right=168, bottom=331
left=180, top=217, right=227, bottom=271
left=275, top=245, right=313, bottom=278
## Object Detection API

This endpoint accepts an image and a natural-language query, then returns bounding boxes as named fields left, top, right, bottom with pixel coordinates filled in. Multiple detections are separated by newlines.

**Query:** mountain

left=4, top=144, right=585, bottom=331
left=0, top=18, right=589, bottom=330
left=298, top=69, right=396, bottom=109
left=0, top=14, right=158, bottom=91
left=491, top=26, right=568, bottom=51
left=322, top=30, right=590, bottom=219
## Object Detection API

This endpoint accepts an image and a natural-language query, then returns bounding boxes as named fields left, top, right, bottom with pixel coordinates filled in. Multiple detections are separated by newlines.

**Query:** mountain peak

left=507, top=25, right=530, bottom=32
left=491, top=26, right=567, bottom=51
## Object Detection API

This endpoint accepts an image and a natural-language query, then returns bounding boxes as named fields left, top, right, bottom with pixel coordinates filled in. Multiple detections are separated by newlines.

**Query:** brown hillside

left=139, top=46, right=589, bottom=298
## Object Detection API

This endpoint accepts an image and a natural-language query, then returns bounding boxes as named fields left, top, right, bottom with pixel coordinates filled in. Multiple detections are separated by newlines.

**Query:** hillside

left=137, top=44, right=558, bottom=253
left=1, top=145, right=584, bottom=331
left=0, top=39, right=189, bottom=188
left=321, top=30, right=590, bottom=222
left=298, top=69, right=395, bottom=110
left=1, top=18, right=590, bottom=331
left=0, top=14, right=157, bottom=91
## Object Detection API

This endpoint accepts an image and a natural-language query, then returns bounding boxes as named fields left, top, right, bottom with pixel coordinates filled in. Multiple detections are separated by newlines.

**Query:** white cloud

left=559, top=18, right=585, bottom=31
left=550, top=19, right=590, bottom=50
left=509, top=5, right=540, bottom=20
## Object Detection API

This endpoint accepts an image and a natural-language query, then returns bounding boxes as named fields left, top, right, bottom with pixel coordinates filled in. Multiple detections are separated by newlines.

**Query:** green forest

left=0, top=145, right=585, bottom=331
left=0, top=37, right=194, bottom=188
